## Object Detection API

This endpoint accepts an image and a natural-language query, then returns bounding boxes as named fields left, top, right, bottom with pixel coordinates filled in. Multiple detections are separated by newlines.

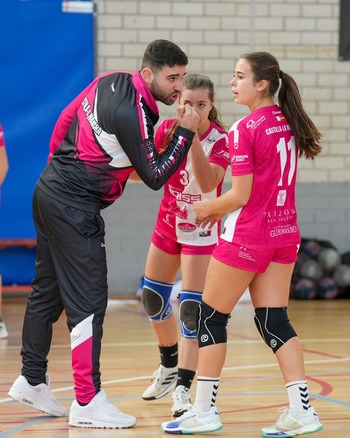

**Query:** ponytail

left=278, top=73, right=322, bottom=159
left=240, top=51, right=322, bottom=159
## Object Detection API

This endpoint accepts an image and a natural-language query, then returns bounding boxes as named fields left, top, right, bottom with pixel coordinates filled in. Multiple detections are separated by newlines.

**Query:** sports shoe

left=142, top=364, right=177, bottom=400
left=172, top=385, right=191, bottom=417
left=69, top=389, right=136, bottom=429
left=0, top=321, right=8, bottom=339
left=8, top=375, right=67, bottom=417
left=261, top=407, right=323, bottom=437
left=161, top=405, right=223, bottom=434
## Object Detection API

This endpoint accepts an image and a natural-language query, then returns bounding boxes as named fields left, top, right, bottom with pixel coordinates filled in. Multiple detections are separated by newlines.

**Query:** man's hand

left=177, top=104, right=200, bottom=132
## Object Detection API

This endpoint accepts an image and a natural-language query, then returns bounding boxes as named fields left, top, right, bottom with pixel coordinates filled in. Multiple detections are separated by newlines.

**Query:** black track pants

left=21, top=187, right=108, bottom=404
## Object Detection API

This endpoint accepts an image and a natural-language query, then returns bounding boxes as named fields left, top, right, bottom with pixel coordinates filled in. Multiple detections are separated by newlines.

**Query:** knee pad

left=179, top=291, right=202, bottom=339
left=197, top=301, right=230, bottom=348
left=141, top=277, right=173, bottom=322
left=254, top=307, right=297, bottom=353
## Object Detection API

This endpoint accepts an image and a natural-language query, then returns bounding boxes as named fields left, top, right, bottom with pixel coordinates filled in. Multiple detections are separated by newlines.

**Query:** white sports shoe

left=261, top=407, right=323, bottom=437
left=8, top=375, right=67, bottom=417
left=69, top=389, right=136, bottom=429
left=142, top=364, right=177, bottom=400
left=172, top=385, right=191, bottom=417
left=0, top=321, right=8, bottom=339
left=161, top=405, right=223, bottom=434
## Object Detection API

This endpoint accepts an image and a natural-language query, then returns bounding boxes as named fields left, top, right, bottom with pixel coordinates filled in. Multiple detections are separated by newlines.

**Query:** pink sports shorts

left=212, top=238, right=299, bottom=273
left=151, top=227, right=216, bottom=256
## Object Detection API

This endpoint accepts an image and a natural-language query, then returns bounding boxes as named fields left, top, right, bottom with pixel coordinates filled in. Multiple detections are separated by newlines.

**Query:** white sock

left=286, top=380, right=311, bottom=413
left=194, top=376, right=220, bottom=413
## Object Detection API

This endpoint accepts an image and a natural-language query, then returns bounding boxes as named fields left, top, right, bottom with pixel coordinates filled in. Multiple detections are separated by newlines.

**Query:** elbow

left=240, top=195, right=250, bottom=207
left=198, top=182, right=217, bottom=194
left=144, top=179, right=163, bottom=191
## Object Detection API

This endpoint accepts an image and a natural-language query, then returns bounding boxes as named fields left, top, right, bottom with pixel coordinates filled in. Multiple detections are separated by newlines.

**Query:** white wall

left=95, top=0, right=350, bottom=183
left=92, top=0, right=350, bottom=294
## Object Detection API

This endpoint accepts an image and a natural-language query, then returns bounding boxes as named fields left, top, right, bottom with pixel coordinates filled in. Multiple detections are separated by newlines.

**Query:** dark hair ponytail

left=241, top=51, right=322, bottom=159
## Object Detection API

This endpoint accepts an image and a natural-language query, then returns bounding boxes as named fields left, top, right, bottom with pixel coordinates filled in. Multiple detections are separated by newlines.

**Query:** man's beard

left=149, top=79, right=178, bottom=106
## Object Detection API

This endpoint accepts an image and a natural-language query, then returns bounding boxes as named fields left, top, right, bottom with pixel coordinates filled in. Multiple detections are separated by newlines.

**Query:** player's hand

left=193, top=199, right=224, bottom=229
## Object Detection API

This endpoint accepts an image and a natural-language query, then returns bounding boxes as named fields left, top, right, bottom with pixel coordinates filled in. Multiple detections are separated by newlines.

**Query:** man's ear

left=141, top=67, right=154, bottom=84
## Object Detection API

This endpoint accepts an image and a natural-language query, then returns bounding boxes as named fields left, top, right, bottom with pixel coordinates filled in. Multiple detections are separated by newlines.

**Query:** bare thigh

left=181, top=253, right=211, bottom=292
left=145, top=243, right=180, bottom=283
left=202, top=257, right=255, bottom=314
left=249, top=262, right=295, bottom=308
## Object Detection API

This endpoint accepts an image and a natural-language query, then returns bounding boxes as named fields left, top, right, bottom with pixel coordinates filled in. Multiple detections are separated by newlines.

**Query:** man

left=8, top=39, right=199, bottom=429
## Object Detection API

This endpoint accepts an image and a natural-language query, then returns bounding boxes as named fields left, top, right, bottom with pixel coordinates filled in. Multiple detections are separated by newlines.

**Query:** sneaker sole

left=162, top=423, right=223, bottom=434
left=69, top=417, right=136, bottom=429
left=261, top=423, right=324, bottom=437
left=8, top=389, right=66, bottom=417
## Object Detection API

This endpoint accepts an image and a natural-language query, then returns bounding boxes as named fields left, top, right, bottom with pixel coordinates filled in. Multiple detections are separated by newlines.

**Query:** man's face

left=147, top=65, right=187, bottom=106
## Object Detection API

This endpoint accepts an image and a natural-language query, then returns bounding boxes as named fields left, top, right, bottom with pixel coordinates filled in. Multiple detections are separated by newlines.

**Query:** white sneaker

left=69, top=390, right=136, bottom=429
left=161, top=405, right=223, bottom=434
left=142, top=364, right=177, bottom=400
left=0, top=321, right=8, bottom=339
left=8, top=375, right=67, bottom=417
left=261, top=407, right=323, bottom=437
left=172, top=385, right=191, bottom=417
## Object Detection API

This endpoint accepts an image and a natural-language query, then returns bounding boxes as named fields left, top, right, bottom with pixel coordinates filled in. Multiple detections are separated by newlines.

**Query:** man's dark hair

left=141, top=39, right=188, bottom=71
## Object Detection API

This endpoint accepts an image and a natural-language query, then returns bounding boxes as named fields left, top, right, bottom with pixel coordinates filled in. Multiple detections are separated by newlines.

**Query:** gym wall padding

left=0, top=0, right=95, bottom=284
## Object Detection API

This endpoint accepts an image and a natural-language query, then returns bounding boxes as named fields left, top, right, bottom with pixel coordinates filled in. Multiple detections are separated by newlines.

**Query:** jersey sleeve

left=229, top=126, right=254, bottom=175
left=115, top=100, right=194, bottom=191
left=208, top=133, right=230, bottom=170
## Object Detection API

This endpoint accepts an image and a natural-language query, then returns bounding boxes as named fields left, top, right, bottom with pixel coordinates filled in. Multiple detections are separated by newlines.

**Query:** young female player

left=141, top=73, right=229, bottom=417
left=162, top=52, right=323, bottom=436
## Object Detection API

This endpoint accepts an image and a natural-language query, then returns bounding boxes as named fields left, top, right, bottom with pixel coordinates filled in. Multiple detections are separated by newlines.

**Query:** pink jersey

left=0, top=124, right=5, bottom=148
left=221, top=104, right=301, bottom=249
left=154, top=119, right=229, bottom=246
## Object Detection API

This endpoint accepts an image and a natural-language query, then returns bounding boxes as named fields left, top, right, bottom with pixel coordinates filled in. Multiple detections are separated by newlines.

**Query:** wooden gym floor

left=0, top=295, right=349, bottom=437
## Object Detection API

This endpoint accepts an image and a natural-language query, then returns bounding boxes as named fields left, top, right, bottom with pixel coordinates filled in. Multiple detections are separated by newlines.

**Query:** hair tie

left=279, top=70, right=284, bottom=79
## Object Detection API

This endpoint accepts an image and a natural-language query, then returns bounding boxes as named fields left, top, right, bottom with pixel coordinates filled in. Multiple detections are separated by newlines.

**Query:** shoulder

left=206, top=122, right=228, bottom=142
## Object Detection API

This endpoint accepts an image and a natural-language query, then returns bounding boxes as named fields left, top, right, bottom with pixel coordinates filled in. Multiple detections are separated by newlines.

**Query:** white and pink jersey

left=154, top=119, right=229, bottom=246
left=221, top=104, right=301, bottom=249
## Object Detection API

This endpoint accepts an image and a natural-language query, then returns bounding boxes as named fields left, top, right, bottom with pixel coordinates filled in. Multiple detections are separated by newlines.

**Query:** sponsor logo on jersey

left=82, top=97, right=102, bottom=135
left=246, top=116, right=266, bottom=129
left=277, top=190, right=287, bottom=206
left=231, top=154, right=249, bottom=163
left=178, top=222, right=196, bottom=232
left=270, top=226, right=298, bottom=237
left=199, top=230, right=212, bottom=237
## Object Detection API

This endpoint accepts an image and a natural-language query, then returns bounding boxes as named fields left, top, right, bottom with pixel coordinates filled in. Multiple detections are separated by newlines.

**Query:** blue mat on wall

left=0, top=0, right=95, bottom=284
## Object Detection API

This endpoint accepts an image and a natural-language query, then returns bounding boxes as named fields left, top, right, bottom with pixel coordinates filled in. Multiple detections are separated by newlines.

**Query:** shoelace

left=173, top=388, right=190, bottom=404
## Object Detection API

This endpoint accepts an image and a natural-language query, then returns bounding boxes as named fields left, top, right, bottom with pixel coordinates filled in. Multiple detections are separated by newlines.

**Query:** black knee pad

left=254, top=307, right=297, bottom=353
left=141, top=277, right=173, bottom=321
left=179, top=291, right=202, bottom=338
left=197, top=301, right=230, bottom=348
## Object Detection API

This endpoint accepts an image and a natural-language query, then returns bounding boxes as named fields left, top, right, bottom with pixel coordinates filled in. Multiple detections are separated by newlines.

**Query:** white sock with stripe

left=286, top=380, right=311, bottom=413
left=194, top=376, right=220, bottom=413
